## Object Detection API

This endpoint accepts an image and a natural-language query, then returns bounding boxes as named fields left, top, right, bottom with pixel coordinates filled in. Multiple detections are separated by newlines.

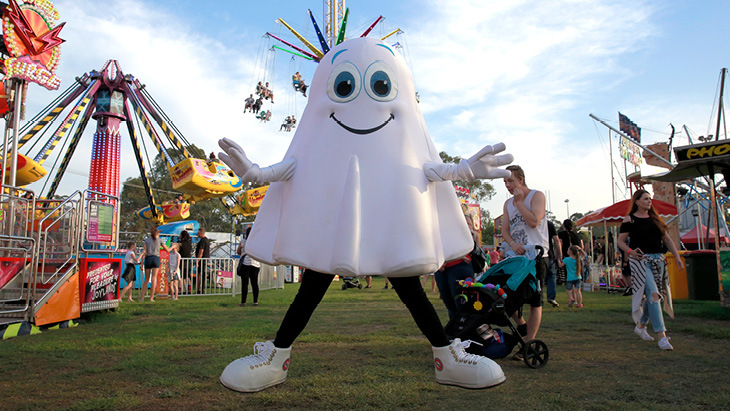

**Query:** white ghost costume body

left=240, top=38, right=482, bottom=277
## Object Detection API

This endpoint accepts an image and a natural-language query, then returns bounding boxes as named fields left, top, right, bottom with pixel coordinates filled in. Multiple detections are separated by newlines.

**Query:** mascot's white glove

left=423, top=142, right=514, bottom=182
left=218, top=137, right=295, bottom=184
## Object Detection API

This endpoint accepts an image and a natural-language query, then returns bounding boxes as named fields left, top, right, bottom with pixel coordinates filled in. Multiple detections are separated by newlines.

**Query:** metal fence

left=174, top=257, right=285, bottom=297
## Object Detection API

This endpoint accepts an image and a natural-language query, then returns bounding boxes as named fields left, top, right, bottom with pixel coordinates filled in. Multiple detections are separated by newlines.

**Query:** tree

left=439, top=151, right=496, bottom=202
left=480, top=208, right=495, bottom=245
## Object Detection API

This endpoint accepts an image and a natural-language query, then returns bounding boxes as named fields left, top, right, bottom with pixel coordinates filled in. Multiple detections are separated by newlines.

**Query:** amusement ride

left=0, top=0, right=431, bottom=336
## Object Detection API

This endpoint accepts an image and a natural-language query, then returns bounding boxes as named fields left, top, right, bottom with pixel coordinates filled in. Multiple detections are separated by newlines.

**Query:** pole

left=608, top=129, right=616, bottom=203
left=707, top=163, right=725, bottom=304
left=589, top=113, right=673, bottom=168
left=9, top=79, right=23, bottom=188
left=715, top=68, right=726, bottom=141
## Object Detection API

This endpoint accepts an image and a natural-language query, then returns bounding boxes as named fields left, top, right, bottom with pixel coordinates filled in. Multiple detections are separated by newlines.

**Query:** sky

left=17, top=0, right=730, bottom=223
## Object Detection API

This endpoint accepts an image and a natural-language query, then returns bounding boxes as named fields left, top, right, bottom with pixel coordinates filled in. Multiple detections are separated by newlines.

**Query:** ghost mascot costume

left=219, top=37, right=513, bottom=392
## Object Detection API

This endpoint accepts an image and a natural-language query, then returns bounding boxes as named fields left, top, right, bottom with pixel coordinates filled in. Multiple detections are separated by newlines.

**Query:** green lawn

left=1, top=277, right=729, bottom=410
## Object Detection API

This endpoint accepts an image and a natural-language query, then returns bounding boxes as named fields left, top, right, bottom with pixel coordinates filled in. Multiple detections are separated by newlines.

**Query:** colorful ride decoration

left=1, top=0, right=65, bottom=90
left=170, top=158, right=242, bottom=202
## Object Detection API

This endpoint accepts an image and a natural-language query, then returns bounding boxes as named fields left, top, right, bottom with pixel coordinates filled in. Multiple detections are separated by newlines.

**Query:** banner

left=619, top=112, right=641, bottom=143
left=619, top=135, right=642, bottom=166
left=81, top=259, right=120, bottom=304
left=216, top=270, right=233, bottom=288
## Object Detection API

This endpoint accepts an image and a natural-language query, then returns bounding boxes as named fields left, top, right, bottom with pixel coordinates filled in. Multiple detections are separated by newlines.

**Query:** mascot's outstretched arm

left=218, top=137, right=296, bottom=184
left=423, top=142, right=514, bottom=182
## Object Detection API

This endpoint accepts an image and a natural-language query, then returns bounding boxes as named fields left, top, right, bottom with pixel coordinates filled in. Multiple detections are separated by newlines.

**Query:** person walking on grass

left=195, top=228, right=211, bottom=294
left=500, top=165, right=548, bottom=342
left=617, top=189, right=683, bottom=350
left=119, top=241, right=142, bottom=302
left=560, top=245, right=585, bottom=308
left=237, top=226, right=261, bottom=307
left=140, top=227, right=171, bottom=302
left=168, top=243, right=181, bottom=300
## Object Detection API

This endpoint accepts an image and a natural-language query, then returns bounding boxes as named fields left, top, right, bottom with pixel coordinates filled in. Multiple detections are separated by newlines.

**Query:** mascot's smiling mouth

left=330, top=113, right=395, bottom=135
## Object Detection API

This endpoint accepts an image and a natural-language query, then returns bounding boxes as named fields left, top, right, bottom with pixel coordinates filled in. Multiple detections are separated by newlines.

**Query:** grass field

left=1, top=277, right=729, bottom=410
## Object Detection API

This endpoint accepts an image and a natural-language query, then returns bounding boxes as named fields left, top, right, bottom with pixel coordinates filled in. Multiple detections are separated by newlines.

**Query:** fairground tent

left=680, top=224, right=728, bottom=244
left=576, top=199, right=678, bottom=227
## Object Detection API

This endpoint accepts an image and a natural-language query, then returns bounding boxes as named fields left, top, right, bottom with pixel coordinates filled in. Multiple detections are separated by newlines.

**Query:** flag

left=619, top=112, right=641, bottom=143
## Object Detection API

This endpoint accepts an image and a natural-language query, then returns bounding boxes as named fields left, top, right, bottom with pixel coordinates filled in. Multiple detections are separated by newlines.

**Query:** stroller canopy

left=477, top=256, right=538, bottom=292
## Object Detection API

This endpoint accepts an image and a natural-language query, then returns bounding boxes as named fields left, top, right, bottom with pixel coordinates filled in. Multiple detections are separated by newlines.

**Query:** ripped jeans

left=639, top=254, right=666, bottom=333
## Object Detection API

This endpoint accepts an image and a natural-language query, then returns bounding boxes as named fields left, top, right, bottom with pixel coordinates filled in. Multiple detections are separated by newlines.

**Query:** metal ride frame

left=0, top=187, right=120, bottom=324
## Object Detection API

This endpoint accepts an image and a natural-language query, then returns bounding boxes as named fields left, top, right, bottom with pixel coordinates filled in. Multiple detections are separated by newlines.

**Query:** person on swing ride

left=263, top=82, right=274, bottom=103
left=280, top=116, right=291, bottom=131
left=218, top=37, right=514, bottom=393
left=244, top=94, right=255, bottom=113
left=252, top=97, right=263, bottom=114
left=292, top=71, right=308, bottom=97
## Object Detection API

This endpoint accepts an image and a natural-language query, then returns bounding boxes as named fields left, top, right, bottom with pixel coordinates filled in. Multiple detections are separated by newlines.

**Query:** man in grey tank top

left=500, top=165, right=548, bottom=344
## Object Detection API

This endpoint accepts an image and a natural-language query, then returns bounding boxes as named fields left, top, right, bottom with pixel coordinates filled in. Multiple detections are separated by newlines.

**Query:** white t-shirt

left=240, top=237, right=261, bottom=268
left=124, top=250, right=137, bottom=265
left=507, top=189, right=549, bottom=250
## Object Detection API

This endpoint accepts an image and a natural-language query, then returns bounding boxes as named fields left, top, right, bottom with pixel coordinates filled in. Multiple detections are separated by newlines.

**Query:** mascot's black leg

left=389, top=276, right=450, bottom=347
left=274, top=269, right=334, bottom=348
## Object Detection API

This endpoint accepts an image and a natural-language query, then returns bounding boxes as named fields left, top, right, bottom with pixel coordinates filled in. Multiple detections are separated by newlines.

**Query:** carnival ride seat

left=168, top=158, right=242, bottom=203
left=136, top=200, right=191, bottom=223
left=3, top=154, right=47, bottom=186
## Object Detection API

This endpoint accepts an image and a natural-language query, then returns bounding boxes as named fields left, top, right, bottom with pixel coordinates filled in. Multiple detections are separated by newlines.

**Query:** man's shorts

left=565, top=279, right=581, bottom=290
left=526, top=257, right=547, bottom=308
left=144, top=255, right=161, bottom=269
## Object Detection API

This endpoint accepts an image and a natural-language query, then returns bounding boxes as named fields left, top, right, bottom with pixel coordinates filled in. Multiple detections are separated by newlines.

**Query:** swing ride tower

left=324, top=0, right=346, bottom=49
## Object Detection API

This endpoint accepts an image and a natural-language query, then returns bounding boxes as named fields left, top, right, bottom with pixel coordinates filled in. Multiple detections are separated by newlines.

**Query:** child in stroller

left=444, top=246, right=549, bottom=368
left=340, top=276, right=362, bottom=290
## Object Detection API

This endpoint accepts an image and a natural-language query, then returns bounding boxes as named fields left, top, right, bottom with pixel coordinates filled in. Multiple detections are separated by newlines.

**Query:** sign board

left=80, top=258, right=120, bottom=311
left=674, top=140, right=730, bottom=164
left=619, top=135, right=642, bottom=166
left=87, top=201, right=115, bottom=243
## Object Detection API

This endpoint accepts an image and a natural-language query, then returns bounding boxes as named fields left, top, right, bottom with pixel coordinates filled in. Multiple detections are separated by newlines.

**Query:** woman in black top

left=178, top=230, right=193, bottom=294
left=618, top=189, right=683, bottom=350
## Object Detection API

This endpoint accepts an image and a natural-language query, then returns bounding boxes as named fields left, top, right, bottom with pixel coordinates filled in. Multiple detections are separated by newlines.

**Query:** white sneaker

left=220, top=341, right=291, bottom=392
left=658, top=337, right=673, bottom=351
left=634, top=325, right=655, bottom=341
left=432, top=338, right=506, bottom=389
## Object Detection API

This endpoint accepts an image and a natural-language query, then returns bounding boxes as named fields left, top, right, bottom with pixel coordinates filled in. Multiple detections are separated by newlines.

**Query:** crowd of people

left=120, top=226, right=211, bottom=302
left=122, top=168, right=678, bottom=357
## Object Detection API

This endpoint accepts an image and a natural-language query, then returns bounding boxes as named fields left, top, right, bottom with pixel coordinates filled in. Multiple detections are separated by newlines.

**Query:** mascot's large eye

left=327, top=62, right=361, bottom=103
left=364, top=61, right=397, bottom=102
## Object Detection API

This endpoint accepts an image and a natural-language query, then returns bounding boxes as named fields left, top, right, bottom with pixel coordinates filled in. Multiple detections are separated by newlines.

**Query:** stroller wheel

left=358, top=283, right=363, bottom=289
left=523, top=339, right=549, bottom=369
left=342, top=283, right=347, bottom=290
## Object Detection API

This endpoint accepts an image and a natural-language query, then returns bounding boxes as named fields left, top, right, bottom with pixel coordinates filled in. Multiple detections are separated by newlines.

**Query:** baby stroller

left=340, top=276, right=362, bottom=290
left=444, top=246, right=549, bottom=369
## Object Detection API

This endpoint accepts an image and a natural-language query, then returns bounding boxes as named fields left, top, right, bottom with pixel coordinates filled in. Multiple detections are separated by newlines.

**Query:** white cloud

left=396, top=0, right=659, bottom=219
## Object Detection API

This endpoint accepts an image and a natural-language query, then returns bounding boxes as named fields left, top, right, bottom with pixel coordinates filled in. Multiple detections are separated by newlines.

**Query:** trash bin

left=665, top=251, right=688, bottom=299
left=683, top=250, right=720, bottom=300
